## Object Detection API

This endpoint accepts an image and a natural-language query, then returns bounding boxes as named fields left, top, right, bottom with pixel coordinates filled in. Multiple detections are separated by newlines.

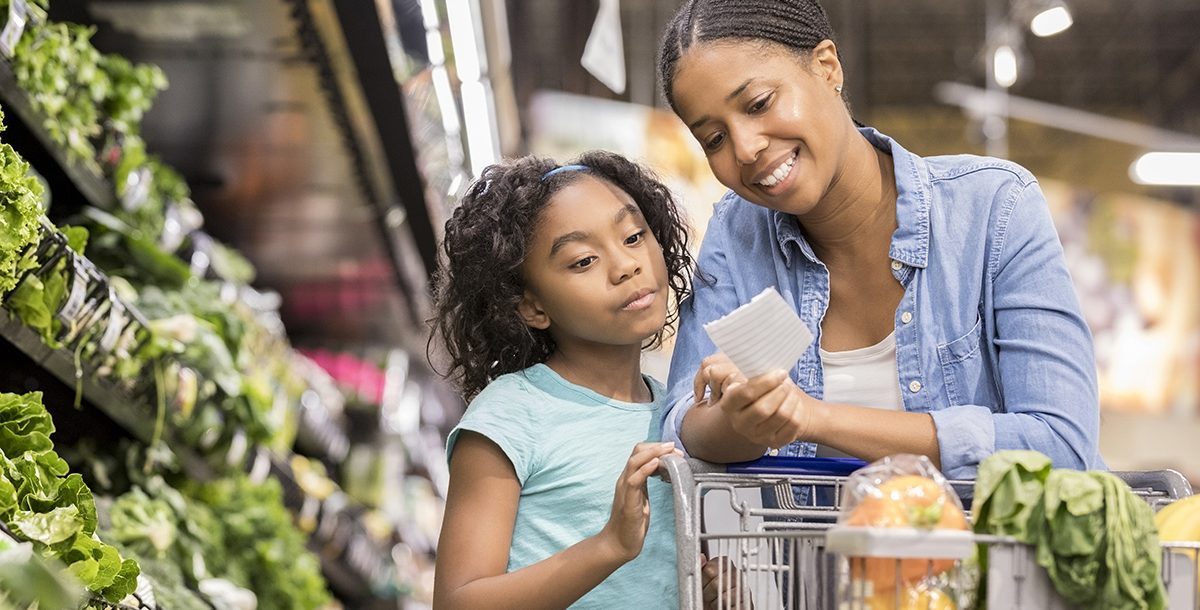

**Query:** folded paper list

left=702, top=287, right=814, bottom=379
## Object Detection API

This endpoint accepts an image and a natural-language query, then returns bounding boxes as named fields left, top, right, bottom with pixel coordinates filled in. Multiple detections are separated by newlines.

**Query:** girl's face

left=518, top=175, right=670, bottom=351
left=671, top=39, right=852, bottom=216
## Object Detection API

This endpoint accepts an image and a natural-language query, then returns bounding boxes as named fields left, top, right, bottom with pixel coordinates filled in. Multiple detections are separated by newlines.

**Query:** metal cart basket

left=660, top=455, right=1198, bottom=610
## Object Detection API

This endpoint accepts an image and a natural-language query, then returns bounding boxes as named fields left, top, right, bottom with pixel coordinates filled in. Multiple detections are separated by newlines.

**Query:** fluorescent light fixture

left=993, top=45, right=1019, bottom=88
left=446, top=0, right=483, bottom=82
left=1129, top=152, right=1200, bottom=186
left=461, top=79, right=499, bottom=175
left=419, top=0, right=440, bottom=29
left=1030, top=4, right=1072, bottom=37
left=431, top=66, right=461, bottom=134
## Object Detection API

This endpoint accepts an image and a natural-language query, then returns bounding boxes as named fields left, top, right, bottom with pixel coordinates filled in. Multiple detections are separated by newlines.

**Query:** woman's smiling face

left=671, top=39, right=851, bottom=216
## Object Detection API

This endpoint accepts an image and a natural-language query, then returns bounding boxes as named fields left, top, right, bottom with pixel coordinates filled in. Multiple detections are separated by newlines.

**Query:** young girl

left=430, top=151, right=695, bottom=608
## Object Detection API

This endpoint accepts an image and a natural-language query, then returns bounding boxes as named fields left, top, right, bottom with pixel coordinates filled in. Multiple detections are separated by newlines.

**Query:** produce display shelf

left=0, top=58, right=116, bottom=211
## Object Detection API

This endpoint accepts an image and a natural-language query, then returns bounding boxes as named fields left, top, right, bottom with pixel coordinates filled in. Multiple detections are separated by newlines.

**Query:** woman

left=657, top=0, right=1104, bottom=479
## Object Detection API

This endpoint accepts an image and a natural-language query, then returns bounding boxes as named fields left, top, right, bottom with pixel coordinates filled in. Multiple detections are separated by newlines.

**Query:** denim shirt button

left=908, top=380, right=922, bottom=393
left=891, top=259, right=903, bottom=271
left=901, top=311, right=913, bottom=324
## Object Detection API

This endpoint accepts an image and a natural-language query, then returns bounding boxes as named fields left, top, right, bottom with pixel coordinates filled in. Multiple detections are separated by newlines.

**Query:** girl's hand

left=598, top=442, right=680, bottom=563
left=693, top=353, right=747, bottom=405
left=716, top=370, right=816, bottom=450
left=701, top=554, right=753, bottom=609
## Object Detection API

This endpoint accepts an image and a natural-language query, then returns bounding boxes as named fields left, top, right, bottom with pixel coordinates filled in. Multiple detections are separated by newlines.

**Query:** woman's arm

left=927, top=179, right=1101, bottom=477
left=664, top=203, right=774, bottom=462
left=433, top=432, right=677, bottom=610
left=696, top=357, right=940, bottom=466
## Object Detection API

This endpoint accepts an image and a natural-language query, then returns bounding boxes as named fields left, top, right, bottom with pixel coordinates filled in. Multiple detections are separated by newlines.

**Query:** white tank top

left=815, top=331, right=904, bottom=458
left=820, top=331, right=903, bottom=411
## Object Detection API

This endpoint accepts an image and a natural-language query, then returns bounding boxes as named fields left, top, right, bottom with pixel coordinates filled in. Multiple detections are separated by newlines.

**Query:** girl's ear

left=517, top=290, right=551, bottom=330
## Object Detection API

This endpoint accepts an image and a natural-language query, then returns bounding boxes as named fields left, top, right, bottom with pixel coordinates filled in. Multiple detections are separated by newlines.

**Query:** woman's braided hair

left=429, top=151, right=694, bottom=401
left=658, top=0, right=837, bottom=112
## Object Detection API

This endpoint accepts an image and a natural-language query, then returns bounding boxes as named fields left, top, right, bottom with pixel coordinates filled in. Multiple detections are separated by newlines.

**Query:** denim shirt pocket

left=936, top=316, right=990, bottom=407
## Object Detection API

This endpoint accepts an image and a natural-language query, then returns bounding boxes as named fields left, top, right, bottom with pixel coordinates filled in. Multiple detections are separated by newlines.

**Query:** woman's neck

left=544, top=344, right=650, bottom=403
left=800, top=135, right=897, bottom=267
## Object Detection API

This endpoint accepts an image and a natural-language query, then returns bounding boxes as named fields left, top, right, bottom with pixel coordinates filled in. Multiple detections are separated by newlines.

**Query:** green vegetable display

left=4, top=225, right=87, bottom=349
left=187, top=475, right=331, bottom=610
left=973, top=450, right=1165, bottom=610
left=0, top=392, right=139, bottom=603
left=0, top=108, right=43, bottom=297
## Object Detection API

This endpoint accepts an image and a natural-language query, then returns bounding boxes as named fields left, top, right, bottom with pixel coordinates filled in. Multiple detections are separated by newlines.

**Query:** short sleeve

left=446, top=376, right=541, bottom=484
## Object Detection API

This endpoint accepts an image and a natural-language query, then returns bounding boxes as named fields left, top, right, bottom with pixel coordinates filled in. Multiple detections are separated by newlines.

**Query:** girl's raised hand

left=599, top=442, right=681, bottom=563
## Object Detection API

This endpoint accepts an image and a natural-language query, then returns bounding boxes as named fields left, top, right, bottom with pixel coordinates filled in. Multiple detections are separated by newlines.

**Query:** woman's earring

left=835, top=85, right=843, bottom=94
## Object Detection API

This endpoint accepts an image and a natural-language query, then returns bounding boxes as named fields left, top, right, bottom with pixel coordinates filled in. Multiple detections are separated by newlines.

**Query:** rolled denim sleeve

left=662, top=204, right=741, bottom=453
left=933, top=179, right=1103, bottom=479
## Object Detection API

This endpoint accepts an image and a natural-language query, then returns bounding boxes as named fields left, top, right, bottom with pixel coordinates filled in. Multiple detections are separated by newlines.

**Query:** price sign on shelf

left=0, top=0, right=28, bottom=58
left=99, top=293, right=128, bottom=353
left=56, top=257, right=91, bottom=328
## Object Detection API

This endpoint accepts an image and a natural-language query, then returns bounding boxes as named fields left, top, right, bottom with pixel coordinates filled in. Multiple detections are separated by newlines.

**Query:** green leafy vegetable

left=0, top=109, right=44, bottom=297
left=0, top=392, right=140, bottom=603
left=973, top=450, right=1166, bottom=610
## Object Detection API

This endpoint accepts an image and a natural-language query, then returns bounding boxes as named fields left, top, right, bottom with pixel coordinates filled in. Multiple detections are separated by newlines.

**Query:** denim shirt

left=664, top=127, right=1105, bottom=480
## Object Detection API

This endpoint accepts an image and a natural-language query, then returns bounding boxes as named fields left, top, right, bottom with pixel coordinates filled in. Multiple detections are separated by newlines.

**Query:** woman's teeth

left=757, top=153, right=797, bottom=187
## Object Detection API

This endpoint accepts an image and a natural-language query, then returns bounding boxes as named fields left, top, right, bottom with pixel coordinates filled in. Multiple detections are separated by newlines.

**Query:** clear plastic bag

left=839, top=454, right=966, bottom=530
left=834, top=454, right=972, bottom=610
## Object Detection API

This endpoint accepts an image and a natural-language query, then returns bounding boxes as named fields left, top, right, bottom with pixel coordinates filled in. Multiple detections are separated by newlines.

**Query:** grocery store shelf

left=1, top=311, right=153, bottom=439
left=0, top=58, right=116, bottom=211
left=266, top=453, right=399, bottom=600
left=285, top=0, right=434, bottom=327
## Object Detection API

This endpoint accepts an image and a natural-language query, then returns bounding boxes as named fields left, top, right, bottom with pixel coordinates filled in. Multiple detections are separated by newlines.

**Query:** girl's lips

left=622, top=290, right=656, bottom=311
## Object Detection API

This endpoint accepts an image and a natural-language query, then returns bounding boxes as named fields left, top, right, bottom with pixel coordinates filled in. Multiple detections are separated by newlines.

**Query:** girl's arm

left=433, top=432, right=677, bottom=610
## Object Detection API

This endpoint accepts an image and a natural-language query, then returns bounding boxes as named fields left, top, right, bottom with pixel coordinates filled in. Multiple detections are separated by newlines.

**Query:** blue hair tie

left=541, top=164, right=589, bottom=181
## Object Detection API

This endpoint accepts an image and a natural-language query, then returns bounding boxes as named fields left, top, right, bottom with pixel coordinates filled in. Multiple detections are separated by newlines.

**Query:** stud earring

left=835, top=85, right=843, bottom=94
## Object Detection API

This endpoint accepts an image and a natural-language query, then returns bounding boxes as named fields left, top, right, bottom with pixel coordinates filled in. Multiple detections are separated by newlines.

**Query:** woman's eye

left=704, top=133, right=725, bottom=151
left=625, top=230, right=645, bottom=245
left=749, top=94, right=772, bottom=113
left=570, top=256, right=596, bottom=270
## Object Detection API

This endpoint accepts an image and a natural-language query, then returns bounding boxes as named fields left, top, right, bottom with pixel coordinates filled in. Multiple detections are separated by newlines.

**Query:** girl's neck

left=544, top=345, right=650, bottom=403
left=799, top=135, right=897, bottom=267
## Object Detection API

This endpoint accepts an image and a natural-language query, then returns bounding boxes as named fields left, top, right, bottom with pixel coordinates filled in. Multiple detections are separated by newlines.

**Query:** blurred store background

left=0, top=0, right=1196, bottom=608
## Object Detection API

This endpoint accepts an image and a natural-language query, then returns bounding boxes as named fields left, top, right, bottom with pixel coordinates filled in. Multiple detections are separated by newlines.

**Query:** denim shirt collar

left=771, top=126, right=932, bottom=269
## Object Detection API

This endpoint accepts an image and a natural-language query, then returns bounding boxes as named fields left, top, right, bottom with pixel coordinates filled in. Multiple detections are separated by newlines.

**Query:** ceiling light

left=993, top=45, right=1019, bottom=88
left=1129, top=152, right=1200, bottom=186
left=1030, top=3, right=1073, bottom=37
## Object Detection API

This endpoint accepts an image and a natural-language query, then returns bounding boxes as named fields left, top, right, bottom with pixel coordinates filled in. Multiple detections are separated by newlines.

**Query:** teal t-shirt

left=446, top=363, right=678, bottom=609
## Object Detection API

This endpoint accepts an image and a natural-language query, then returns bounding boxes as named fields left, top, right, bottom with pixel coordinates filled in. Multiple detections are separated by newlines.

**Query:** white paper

left=703, top=287, right=813, bottom=378
left=581, top=0, right=626, bottom=95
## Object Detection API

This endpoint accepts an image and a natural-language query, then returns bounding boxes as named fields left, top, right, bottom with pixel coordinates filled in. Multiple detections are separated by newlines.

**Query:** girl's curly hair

left=430, top=151, right=695, bottom=400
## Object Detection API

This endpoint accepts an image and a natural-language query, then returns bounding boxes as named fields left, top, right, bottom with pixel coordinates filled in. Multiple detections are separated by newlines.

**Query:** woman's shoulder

left=923, top=153, right=1037, bottom=189
left=707, top=189, right=774, bottom=233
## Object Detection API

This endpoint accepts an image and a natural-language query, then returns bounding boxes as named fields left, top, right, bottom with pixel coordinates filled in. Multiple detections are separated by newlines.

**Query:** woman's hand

left=711, top=367, right=818, bottom=451
left=693, top=353, right=748, bottom=405
left=598, top=442, right=681, bottom=563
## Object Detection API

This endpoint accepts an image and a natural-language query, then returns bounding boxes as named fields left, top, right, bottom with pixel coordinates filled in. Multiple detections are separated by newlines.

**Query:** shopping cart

left=659, top=454, right=1199, bottom=610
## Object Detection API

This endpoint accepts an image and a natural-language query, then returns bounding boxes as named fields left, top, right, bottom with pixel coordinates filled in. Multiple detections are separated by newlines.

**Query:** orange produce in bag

left=839, top=455, right=968, bottom=600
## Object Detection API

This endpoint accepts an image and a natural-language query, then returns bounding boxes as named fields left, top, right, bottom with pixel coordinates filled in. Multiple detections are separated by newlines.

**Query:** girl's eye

left=748, top=93, right=772, bottom=114
left=570, top=256, right=597, bottom=270
left=625, top=230, right=646, bottom=246
left=704, top=132, right=725, bottom=151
